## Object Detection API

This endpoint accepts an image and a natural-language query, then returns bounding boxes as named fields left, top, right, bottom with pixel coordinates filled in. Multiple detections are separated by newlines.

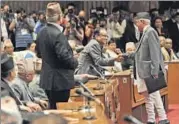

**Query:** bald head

left=95, top=28, right=108, bottom=45
left=126, top=42, right=136, bottom=54
left=4, top=39, right=14, bottom=55
left=79, top=10, right=85, bottom=17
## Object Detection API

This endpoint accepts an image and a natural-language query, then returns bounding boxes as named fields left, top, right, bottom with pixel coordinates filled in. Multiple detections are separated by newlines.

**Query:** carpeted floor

left=167, top=104, right=179, bottom=124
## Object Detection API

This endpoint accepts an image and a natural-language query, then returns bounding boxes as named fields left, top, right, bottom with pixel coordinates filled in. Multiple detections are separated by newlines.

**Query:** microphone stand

left=83, top=97, right=96, bottom=120
left=79, top=88, right=92, bottom=110
left=90, top=65, right=108, bottom=91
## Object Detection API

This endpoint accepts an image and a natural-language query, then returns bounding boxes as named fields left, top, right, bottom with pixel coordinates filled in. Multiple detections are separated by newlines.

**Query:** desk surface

left=71, top=80, right=115, bottom=97
left=56, top=102, right=111, bottom=124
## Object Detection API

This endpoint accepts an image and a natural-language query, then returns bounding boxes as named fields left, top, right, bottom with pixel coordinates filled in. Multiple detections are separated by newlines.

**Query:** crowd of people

left=1, top=2, right=179, bottom=124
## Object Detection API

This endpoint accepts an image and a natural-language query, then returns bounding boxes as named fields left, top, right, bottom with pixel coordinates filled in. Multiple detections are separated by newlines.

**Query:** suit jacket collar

left=1, top=79, right=23, bottom=105
left=47, top=22, right=63, bottom=32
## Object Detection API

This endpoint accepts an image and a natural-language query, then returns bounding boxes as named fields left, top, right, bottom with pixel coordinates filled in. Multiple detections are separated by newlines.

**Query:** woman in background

left=151, top=16, right=169, bottom=38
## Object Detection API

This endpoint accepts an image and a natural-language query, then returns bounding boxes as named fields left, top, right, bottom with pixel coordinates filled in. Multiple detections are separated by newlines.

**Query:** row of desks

left=57, top=61, right=179, bottom=124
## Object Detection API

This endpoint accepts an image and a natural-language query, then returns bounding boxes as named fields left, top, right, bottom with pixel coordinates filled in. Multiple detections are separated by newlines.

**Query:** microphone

left=76, top=81, right=95, bottom=96
left=89, top=65, right=110, bottom=83
left=75, top=89, right=101, bottom=104
left=123, top=115, right=143, bottom=124
left=89, top=65, right=105, bottom=79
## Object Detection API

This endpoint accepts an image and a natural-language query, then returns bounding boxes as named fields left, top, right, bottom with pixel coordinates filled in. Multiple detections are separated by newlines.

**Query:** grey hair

left=139, top=18, right=151, bottom=25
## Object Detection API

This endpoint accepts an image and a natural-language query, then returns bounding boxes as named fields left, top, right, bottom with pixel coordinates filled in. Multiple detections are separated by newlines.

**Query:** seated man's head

left=3, top=39, right=14, bottom=55
left=94, top=28, right=108, bottom=45
left=126, top=42, right=136, bottom=54
left=164, top=38, right=172, bottom=49
left=17, top=58, right=35, bottom=83
left=159, top=36, right=165, bottom=47
left=107, top=38, right=117, bottom=51
left=1, top=53, right=16, bottom=81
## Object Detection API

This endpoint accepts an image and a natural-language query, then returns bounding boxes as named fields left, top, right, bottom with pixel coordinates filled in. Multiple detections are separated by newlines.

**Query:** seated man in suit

left=11, top=58, right=48, bottom=110
left=121, top=42, right=135, bottom=70
left=1, top=53, right=40, bottom=112
left=29, top=58, right=48, bottom=100
left=161, top=38, right=178, bottom=61
left=75, top=28, right=123, bottom=76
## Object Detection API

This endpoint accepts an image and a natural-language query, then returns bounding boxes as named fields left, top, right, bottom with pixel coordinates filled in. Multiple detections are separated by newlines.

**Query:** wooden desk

left=70, top=79, right=115, bottom=104
left=70, top=70, right=168, bottom=124
left=167, top=61, right=179, bottom=104
left=71, top=71, right=132, bottom=124
left=56, top=102, right=111, bottom=124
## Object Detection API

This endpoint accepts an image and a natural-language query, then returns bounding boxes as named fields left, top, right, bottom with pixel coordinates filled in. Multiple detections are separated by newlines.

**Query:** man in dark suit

left=36, top=2, right=78, bottom=109
left=164, top=6, right=179, bottom=53
left=120, top=14, right=139, bottom=46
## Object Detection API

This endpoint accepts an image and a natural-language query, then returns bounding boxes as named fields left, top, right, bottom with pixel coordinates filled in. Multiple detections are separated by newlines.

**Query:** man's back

left=36, top=23, right=78, bottom=91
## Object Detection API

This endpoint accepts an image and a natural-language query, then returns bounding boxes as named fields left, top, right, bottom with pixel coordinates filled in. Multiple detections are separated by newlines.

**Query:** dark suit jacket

left=1, top=79, right=22, bottom=105
left=120, top=20, right=138, bottom=52
left=36, top=23, right=78, bottom=91
left=164, top=19, right=179, bottom=53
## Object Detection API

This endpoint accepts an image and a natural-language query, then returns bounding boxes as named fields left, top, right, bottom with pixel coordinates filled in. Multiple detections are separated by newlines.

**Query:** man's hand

left=80, top=74, right=97, bottom=79
left=19, top=105, right=32, bottom=112
left=114, top=54, right=124, bottom=62
left=115, top=48, right=122, bottom=54
left=26, top=102, right=42, bottom=112
left=39, top=100, right=48, bottom=109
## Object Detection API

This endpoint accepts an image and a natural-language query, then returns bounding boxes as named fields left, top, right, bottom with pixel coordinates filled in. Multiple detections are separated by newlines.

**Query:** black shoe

left=147, top=122, right=156, bottom=124
left=158, top=119, right=170, bottom=124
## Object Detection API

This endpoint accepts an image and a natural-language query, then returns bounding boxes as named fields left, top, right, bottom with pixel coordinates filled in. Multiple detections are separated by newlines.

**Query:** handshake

left=113, top=52, right=129, bottom=62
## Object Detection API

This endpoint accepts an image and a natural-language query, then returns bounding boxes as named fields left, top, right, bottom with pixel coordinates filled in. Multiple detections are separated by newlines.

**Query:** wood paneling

left=167, top=61, right=179, bottom=104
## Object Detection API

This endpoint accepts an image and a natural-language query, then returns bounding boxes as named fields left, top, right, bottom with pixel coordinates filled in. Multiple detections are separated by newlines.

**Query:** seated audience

left=75, top=28, right=123, bottom=76
left=11, top=58, right=48, bottom=110
left=1, top=53, right=34, bottom=112
left=161, top=38, right=178, bottom=61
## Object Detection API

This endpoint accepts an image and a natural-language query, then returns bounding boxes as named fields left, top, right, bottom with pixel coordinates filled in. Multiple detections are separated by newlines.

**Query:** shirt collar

left=48, top=22, right=63, bottom=32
